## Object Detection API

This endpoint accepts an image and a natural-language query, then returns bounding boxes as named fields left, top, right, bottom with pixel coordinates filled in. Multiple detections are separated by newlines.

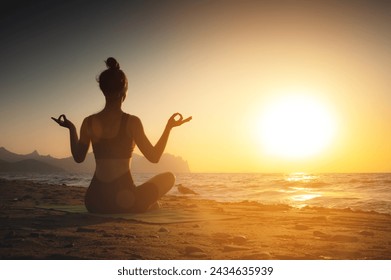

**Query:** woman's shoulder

left=123, top=114, right=143, bottom=133
left=85, top=113, right=98, bottom=119
left=124, top=113, right=140, bottom=122
left=82, top=113, right=98, bottom=125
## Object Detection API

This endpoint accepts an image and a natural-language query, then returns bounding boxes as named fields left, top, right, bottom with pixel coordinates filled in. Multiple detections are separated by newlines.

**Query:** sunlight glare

left=259, top=94, right=336, bottom=159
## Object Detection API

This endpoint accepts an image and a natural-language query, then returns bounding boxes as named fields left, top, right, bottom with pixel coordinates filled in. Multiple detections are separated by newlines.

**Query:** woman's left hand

left=167, top=113, right=192, bottom=129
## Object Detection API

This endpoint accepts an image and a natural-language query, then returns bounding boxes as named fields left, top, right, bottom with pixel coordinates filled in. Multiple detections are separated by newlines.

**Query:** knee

left=163, top=172, right=176, bottom=188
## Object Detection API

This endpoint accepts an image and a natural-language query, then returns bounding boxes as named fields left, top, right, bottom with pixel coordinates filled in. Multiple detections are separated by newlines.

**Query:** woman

left=52, top=57, right=191, bottom=213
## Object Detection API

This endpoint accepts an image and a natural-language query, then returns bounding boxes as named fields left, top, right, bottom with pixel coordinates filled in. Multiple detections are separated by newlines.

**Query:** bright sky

left=1, top=0, right=391, bottom=173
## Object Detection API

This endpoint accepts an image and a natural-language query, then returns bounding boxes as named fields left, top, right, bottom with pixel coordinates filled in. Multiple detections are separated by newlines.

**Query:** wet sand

left=1, top=178, right=391, bottom=260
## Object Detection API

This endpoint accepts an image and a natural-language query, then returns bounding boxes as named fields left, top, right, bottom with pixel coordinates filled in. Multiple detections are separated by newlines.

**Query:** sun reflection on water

left=284, top=173, right=323, bottom=208
left=286, top=172, right=318, bottom=182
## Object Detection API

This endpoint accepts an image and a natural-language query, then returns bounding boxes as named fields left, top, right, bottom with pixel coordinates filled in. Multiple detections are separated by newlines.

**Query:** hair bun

left=105, top=57, right=120, bottom=70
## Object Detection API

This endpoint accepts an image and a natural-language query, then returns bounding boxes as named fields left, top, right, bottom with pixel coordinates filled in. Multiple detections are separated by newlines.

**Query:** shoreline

left=1, top=178, right=391, bottom=260
left=2, top=172, right=391, bottom=216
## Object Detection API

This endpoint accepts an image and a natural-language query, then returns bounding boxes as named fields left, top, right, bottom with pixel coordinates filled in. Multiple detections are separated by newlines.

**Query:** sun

left=259, top=95, right=336, bottom=159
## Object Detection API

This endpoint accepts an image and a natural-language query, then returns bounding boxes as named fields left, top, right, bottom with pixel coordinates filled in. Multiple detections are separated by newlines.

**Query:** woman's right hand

left=51, top=114, right=75, bottom=129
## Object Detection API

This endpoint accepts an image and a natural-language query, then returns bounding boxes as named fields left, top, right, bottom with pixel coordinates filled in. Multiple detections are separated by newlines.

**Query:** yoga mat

left=37, top=204, right=238, bottom=224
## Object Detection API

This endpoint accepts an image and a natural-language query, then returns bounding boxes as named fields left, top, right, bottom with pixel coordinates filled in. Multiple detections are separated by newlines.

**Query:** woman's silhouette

left=52, top=57, right=191, bottom=213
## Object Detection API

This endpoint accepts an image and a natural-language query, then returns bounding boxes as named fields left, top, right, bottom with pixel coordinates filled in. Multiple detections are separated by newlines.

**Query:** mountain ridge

left=0, top=147, right=190, bottom=174
left=0, top=158, right=65, bottom=173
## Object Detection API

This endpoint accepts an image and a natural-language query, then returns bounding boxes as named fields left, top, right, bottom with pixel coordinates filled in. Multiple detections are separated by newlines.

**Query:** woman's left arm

left=52, top=115, right=90, bottom=163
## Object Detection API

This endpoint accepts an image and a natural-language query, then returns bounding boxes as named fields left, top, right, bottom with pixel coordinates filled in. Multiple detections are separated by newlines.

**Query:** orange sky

left=1, top=1, right=390, bottom=173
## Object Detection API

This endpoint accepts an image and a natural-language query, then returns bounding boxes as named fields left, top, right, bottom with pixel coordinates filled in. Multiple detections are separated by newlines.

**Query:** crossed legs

left=86, top=171, right=175, bottom=214
left=132, top=172, right=176, bottom=213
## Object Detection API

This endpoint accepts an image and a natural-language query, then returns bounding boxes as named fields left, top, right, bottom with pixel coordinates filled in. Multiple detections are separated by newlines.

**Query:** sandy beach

left=1, top=177, right=391, bottom=260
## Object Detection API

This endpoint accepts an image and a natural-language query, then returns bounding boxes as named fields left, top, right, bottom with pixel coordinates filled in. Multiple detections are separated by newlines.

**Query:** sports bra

left=89, top=113, right=135, bottom=159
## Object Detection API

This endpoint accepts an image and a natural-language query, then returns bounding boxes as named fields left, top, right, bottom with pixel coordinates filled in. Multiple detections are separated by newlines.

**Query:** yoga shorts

left=85, top=171, right=159, bottom=214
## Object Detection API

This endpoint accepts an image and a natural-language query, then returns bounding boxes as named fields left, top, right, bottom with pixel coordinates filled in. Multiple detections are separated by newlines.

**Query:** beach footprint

left=330, top=235, right=358, bottom=242
left=184, top=246, right=208, bottom=258
left=313, top=231, right=330, bottom=239
left=293, top=224, right=310, bottom=230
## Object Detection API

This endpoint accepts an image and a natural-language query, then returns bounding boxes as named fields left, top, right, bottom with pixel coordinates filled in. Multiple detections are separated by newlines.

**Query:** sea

left=1, top=172, right=391, bottom=215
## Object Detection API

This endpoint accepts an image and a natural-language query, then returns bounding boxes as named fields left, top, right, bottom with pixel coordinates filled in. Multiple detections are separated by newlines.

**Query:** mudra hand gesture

left=51, top=114, right=75, bottom=129
left=167, top=113, right=192, bottom=129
